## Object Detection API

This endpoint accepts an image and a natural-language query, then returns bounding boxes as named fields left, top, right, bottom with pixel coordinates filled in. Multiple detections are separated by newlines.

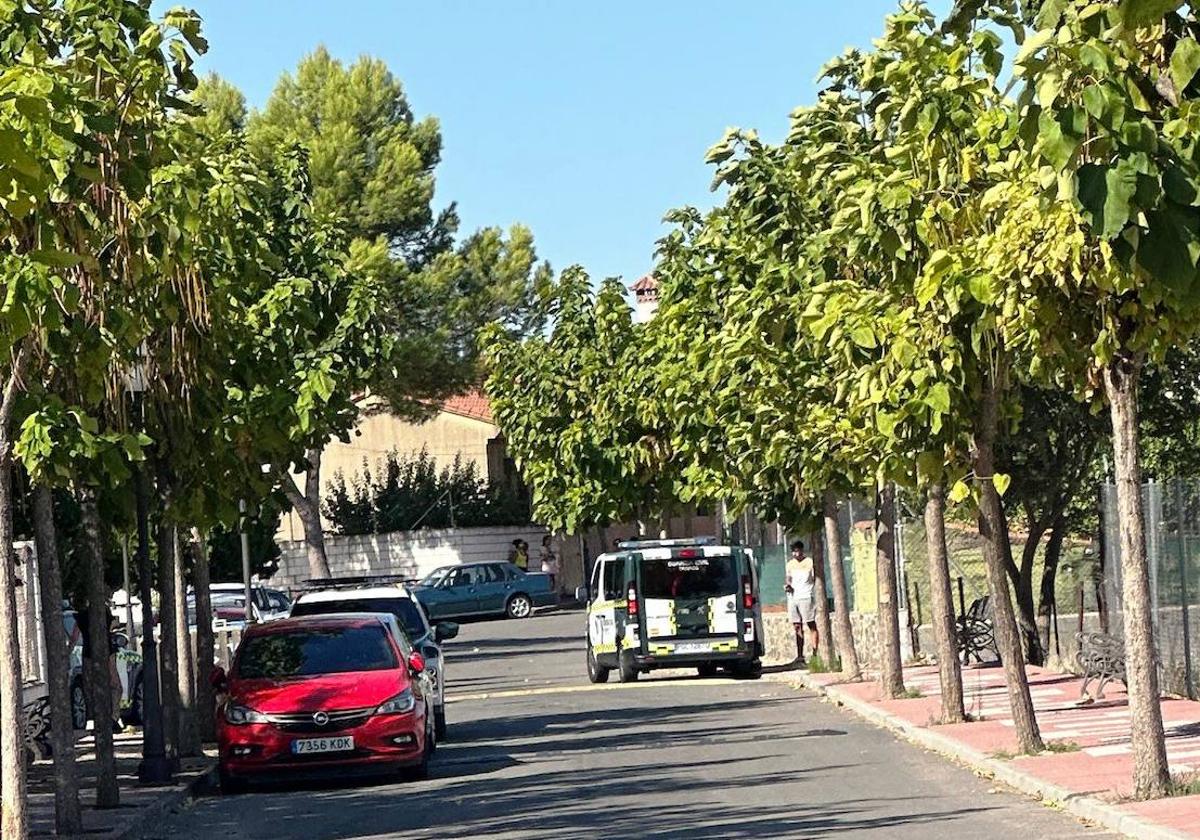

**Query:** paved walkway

left=785, top=663, right=1200, bottom=839
left=28, top=729, right=214, bottom=839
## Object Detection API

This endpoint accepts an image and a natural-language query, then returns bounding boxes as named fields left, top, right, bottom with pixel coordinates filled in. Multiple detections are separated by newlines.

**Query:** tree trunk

left=924, top=485, right=964, bottom=724
left=31, top=484, right=82, bottom=833
left=0, top=347, right=29, bottom=839
left=172, top=529, right=199, bottom=757
left=0, top=467, right=26, bottom=839
left=1038, top=514, right=1067, bottom=656
left=876, top=483, right=906, bottom=699
left=78, top=486, right=119, bottom=807
left=133, top=460, right=171, bottom=784
left=153, top=456, right=179, bottom=764
left=1104, top=354, right=1170, bottom=799
left=190, top=528, right=216, bottom=743
left=811, top=532, right=835, bottom=667
left=974, top=366, right=1044, bottom=754
left=824, top=491, right=861, bottom=681
left=279, top=446, right=331, bottom=580
left=1012, top=517, right=1046, bottom=666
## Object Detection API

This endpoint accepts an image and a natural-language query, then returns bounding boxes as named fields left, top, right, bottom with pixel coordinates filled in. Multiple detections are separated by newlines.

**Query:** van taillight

left=742, top=575, right=754, bottom=609
left=627, top=583, right=639, bottom=616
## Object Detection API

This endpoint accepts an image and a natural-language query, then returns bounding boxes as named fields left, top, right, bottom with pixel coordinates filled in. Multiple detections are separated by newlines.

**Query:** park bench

left=957, top=595, right=997, bottom=664
left=1074, top=631, right=1126, bottom=702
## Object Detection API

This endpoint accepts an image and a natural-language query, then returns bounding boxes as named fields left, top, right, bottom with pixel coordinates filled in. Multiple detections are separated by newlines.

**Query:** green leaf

left=1015, top=28, right=1054, bottom=65
left=925, top=382, right=951, bottom=415
left=1120, top=0, right=1183, bottom=28
left=967, top=273, right=997, bottom=304
left=1170, top=39, right=1200, bottom=94
left=948, top=480, right=971, bottom=504
left=993, top=473, right=1012, bottom=497
left=1078, top=161, right=1139, bottom=238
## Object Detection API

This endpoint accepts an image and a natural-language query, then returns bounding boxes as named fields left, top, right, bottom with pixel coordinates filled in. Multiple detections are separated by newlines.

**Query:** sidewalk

left=28, top=730, right=215, bottom=839
left=774, top=662, right=1200, bottom=839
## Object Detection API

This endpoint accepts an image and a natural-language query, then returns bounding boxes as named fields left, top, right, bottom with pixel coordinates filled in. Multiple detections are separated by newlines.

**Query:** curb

left=772, top=672, right=1193, bottom=840
left=110, top=764, right=217, bottom=840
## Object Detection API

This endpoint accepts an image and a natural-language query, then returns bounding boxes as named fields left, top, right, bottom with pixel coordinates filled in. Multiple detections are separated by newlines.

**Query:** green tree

left=246, top=53, right=549, bottom=576
left=1002, top=0, right=1200, bottom=797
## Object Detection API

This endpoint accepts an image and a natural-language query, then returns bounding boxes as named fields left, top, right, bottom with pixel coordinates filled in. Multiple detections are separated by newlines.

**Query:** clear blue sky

left=178, top=1, right=947, bottom=285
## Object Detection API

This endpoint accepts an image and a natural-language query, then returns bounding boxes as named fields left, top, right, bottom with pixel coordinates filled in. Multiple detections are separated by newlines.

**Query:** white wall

left=272, top=525, right=551, bottom=590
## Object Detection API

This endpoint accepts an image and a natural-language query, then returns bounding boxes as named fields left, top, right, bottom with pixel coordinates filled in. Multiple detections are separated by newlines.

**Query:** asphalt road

left=146, top=610, right=1111, bottom=840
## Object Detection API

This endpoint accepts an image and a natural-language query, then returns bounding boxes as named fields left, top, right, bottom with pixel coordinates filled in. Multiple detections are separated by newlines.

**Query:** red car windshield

left=235, top=626, right=397, bottom=679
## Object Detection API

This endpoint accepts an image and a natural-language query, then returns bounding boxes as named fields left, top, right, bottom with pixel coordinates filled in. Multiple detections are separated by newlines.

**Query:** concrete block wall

left=273, top=525, right=550, bottom=591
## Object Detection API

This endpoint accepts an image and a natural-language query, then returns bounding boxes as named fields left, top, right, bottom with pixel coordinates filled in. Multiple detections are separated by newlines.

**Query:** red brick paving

left=805, top=662, right=1200, bottom=836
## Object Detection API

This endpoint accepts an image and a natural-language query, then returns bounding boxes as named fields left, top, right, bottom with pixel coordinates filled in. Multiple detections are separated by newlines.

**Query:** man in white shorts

left=785, top=540, right=817, bottom=663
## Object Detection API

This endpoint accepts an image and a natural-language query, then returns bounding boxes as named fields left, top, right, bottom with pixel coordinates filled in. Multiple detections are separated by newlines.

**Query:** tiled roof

left=630, top=273, right=658, bottom=293
left=442, top=391, right=494, bottom=423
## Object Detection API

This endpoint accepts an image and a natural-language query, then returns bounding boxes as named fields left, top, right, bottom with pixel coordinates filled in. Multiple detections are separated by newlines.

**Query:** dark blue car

left=412, top=562, right=557, bottom=620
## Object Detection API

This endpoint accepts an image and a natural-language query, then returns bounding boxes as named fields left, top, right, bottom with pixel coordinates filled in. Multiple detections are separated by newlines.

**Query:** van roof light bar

left=615, top=537, right=719, bottom=550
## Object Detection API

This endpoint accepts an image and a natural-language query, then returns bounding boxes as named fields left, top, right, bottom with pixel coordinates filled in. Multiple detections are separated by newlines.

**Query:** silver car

left=289, top=585, right=458, bottom=739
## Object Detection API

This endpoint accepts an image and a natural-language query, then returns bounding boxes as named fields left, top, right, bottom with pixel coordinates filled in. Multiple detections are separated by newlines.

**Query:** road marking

left=446, top=677, right=747, bottom=703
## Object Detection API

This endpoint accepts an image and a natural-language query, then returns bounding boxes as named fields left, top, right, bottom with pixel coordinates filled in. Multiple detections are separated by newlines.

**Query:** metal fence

left=731, top=500, right=863, bottom=611
left=1101, top=479, right=1200, bottom=698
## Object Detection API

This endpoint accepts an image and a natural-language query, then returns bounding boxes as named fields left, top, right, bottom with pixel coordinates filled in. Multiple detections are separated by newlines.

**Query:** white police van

left=582, top=538, right=763, bottom=683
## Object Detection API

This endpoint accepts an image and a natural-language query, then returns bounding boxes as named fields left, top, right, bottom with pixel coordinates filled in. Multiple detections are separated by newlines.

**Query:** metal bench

left=957, top=595, right=997, bottom=664
left=1075, top=631, right=1126, bottom=701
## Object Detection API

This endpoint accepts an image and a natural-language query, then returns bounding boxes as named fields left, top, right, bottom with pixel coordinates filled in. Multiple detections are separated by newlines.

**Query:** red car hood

left=230, top=670, right=407, bottom=713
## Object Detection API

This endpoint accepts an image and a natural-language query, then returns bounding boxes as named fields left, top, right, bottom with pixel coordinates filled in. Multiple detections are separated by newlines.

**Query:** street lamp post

left=127, top=359, right=172, bottom=785
left=121, top=537, right=135, bottom=652
left=239, top=499, right=252, bottom=624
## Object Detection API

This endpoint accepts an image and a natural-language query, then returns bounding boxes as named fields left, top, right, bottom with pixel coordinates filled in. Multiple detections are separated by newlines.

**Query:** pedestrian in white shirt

left=785, top=540, right=818, bottom=664
left=539, top=535, right=560, bottom=595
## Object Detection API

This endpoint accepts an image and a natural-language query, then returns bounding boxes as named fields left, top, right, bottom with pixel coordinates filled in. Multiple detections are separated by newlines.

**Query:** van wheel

left=696, top=663, right=719, bottom=678
left=435, top=706, right=447, bottom=741
left=731, top=659, right=763, bottom=680
left=505, top=593, right=533, bottom=619
left=618, top=649, right=639, bottom=683
left=587, top=644, right=610, bottom=684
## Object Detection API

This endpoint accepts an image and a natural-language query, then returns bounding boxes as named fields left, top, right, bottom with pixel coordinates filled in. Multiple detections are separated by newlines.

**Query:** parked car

left=412, top=562, right=557, bottom=621
left=211, top=583, right=292, bottom=622
left=213, top=613, right=434, bottom=793
left=186, top=584, right=292, bottom=629
left=64, top=609, right=145, bottom=729
left=290, top=585, right=458, bottom=739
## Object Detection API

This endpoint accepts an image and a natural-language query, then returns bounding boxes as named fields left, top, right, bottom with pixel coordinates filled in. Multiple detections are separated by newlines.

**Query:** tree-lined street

left=145, top=612, right=1107, bottom=840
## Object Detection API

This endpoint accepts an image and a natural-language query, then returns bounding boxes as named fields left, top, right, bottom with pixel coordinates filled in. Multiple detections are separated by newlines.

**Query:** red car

left=213, top=613, right=434, bottom=792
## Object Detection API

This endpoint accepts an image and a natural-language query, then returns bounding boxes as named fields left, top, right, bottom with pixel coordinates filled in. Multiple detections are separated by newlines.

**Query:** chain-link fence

left=1101, top=479, right=1200, bottom=698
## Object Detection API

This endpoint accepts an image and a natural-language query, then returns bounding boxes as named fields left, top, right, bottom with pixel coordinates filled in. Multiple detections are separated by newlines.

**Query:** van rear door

left=638, top=549, right=741, bottom=650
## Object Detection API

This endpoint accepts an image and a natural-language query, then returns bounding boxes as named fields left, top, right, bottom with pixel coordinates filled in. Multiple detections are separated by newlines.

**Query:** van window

left=641, top=556, right=738, bottom=600
left=602, top=559, right=622, bottom=600
left=590, top=561, right=602, bottom=598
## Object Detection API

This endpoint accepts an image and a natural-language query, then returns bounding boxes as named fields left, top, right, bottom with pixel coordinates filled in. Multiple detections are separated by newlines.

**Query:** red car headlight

left=375, top=689, right=415, bottom=715
left=224, top=703, right=268, bottom=725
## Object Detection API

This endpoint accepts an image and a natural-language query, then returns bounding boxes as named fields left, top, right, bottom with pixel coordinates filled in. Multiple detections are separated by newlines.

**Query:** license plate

left=291, top=736, right=354, bottom=755
left=674, top=641, right=712, bottom=654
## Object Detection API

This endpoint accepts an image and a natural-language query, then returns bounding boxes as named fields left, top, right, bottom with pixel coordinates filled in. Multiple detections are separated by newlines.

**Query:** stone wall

left=273, top=525, right=551, bottom=590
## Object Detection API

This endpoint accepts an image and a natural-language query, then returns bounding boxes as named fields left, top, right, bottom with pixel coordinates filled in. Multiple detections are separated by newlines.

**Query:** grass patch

left=1168, top=772, right=1200, bottom=798
left=990, top=749, right=1016, bottom=761
left=807, top=655, right=841, bottom=673
left=1044, top=740, right=1081, bottom=754
left=901, top=687, right=924, bottom=699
